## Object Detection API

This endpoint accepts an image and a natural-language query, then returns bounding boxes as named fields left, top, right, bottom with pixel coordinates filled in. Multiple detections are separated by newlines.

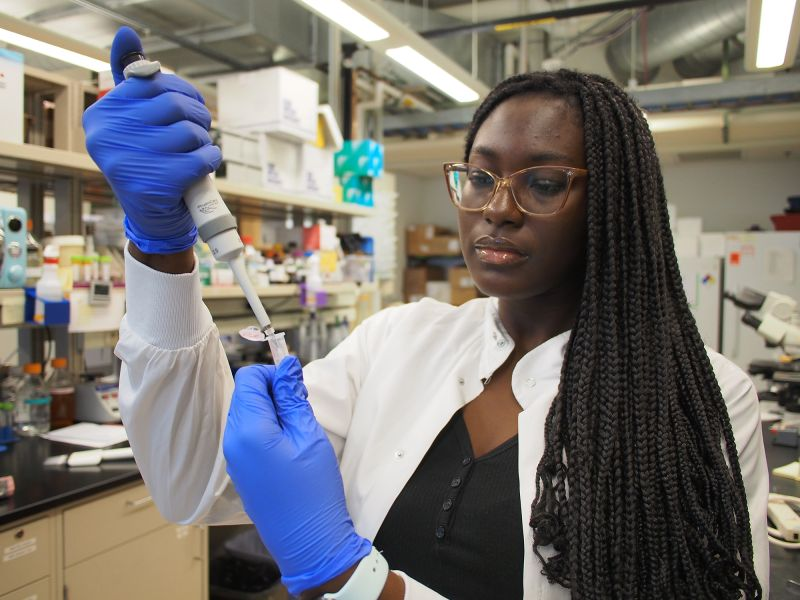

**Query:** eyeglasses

left=443, top=162, right=588, bottom=216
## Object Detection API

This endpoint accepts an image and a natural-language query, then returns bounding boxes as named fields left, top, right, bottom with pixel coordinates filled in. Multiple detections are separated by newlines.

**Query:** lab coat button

left=497, top=340, right=506, bottom=348
left=435, top=526, right=446, bottom=539
left=450, top=477, right=461, bottom=488
left=457, top=377, right=464, bottom=385
left=394, top=450, right=404, bottom=459
left=526, top=378, right=536, bottom=387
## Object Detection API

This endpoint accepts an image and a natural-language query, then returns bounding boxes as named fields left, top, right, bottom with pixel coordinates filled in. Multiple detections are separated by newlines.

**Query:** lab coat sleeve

left=116, top=246, right=246, bottom=525
left=710, top=351, right=770, bottom=598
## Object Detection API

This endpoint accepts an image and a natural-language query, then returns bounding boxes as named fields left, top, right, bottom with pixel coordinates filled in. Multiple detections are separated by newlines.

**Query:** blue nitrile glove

left=223, top=357, right=371, bottom=596
left=83, top=26, right=221, bottom=254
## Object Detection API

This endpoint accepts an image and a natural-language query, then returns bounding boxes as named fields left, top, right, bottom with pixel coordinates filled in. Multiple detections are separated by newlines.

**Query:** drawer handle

left=125, top=495, right=153, bottom=510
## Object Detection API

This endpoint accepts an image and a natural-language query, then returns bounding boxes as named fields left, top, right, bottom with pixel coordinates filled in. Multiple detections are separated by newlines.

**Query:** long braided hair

left=464, top=70, right=761, bottom=598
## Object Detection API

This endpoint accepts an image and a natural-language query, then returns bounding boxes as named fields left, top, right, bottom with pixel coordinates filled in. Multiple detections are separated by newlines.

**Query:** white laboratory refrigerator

left=721, top=232, right=800, bottom=374
left=678, top=256, right=723, bottom=351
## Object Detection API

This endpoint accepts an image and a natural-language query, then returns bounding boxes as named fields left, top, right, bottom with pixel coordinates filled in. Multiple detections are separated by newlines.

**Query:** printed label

left=3, top=537, right=36, bottom=561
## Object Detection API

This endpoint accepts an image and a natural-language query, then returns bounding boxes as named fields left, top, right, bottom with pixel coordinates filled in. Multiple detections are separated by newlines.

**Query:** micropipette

left=119, top=50, right=289, bottom=364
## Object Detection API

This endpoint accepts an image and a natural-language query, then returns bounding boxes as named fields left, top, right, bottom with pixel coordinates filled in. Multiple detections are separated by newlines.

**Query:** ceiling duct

left=605, top=0, right=747, bottom=83
left=672, top=38, right=744, bottom=79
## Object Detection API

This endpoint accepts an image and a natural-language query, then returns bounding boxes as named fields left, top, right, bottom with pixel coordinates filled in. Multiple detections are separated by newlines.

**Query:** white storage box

left=217, top=67, right=319, bottom=142
left=220, top=130, right=260, bottom=166
left=0, top=49, right=23, bottom=144
left=259, top=134, right=301, bottom=192
left=224, top=160, right=262, bottom=188
left=299, top=144, right=335, bottom=200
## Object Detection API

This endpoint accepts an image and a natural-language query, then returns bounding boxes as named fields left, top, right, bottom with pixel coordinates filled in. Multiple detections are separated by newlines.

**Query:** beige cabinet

left=0, top=517, right=54, bottom=597
left=64, top=523, right=204, bottom=600
left=0, top=482, right=206, bottom=600
left=0, top=578, right=51, bottom=600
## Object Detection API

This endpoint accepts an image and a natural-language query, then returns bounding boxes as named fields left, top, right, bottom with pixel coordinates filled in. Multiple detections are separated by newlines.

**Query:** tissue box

left=339, top=173, right=374, bottom=206
left=334, top=140, right=384, bottom=178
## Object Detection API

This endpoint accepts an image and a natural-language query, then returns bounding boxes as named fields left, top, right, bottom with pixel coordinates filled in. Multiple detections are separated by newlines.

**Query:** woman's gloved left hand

left=223, top=357, right=372, bottom=596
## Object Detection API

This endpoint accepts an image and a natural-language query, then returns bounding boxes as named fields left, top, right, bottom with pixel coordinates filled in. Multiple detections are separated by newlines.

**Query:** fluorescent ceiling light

left=757, top=0, right=797, bottom=67
left=296, top=0, right=389, bottom=42
left=745, top=0, right=800, bottom=70
left=0, top=26, right=110, bottom=72
left=386, top=45, right=480, bottom=103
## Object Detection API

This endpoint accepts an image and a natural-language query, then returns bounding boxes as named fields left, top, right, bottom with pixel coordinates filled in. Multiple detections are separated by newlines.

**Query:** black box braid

left=463, top=70, right=761, bottom=599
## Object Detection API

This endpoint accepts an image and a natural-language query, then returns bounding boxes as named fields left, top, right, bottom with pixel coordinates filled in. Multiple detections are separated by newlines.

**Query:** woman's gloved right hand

left=83, top=26, right=221, bottom=254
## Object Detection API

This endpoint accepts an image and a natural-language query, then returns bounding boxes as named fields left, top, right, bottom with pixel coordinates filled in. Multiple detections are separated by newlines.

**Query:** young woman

left=86, top=28, right=768, bottom=600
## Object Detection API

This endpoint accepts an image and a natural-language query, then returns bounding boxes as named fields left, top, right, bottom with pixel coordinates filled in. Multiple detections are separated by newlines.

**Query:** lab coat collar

left=481, top=298, right=571, bottom=411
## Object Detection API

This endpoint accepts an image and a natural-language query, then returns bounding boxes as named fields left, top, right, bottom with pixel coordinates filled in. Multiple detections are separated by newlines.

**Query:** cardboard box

left=334, top=140, right=384, bottom=177
left=238, top=216, right=262, bottom=246
left=258, top=133, right=301, bottom=192
left=303, top=222, right=338, bottom=251
left=404, top=266, right=445, bottom=301
left=425, top=281, right=451, bottom=304
left=451, top=288, right=479, bottom=306
left=0, top=49, right=23, bottom=144
left=217, top=67, right=319, bottom=142
left=406, top=224, right=451, bottom=245
left=449, top=267, right=478, bottom=306
left=408, top=235, right=461, bottom=257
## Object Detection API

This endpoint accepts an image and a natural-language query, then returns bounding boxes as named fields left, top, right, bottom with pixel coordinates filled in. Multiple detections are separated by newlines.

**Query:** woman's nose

left=482, top=181, right=524, bottom=227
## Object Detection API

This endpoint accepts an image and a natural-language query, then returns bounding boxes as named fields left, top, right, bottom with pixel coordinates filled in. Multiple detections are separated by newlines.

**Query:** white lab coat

left=116, top=249, right=770, bottom=599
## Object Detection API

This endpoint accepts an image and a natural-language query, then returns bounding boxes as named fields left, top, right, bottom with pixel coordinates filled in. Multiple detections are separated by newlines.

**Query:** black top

left=374, top=410, right=524, bottom=599
left=0, top=436, right=140, bottom=526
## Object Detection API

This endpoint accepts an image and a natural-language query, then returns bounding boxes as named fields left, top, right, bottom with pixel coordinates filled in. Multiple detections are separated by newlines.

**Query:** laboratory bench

left=764, top=422, right=800, bottom=599
left=0, top=436, right=207, bottom=600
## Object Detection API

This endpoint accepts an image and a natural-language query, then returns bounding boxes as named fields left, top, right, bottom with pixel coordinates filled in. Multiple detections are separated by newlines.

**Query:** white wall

left=661, top=158, right=800, bottom=231
left=398, top=158, right=800, bottom=234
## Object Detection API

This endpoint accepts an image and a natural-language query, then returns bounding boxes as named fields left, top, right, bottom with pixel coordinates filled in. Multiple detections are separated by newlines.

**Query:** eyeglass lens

left=447, top=165, right=573, bottom=215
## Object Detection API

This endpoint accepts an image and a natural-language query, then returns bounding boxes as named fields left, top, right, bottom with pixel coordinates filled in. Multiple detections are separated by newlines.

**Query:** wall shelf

left=0, top=141, right=373, bottom=217
left=200, top=282, right=362, bottom=300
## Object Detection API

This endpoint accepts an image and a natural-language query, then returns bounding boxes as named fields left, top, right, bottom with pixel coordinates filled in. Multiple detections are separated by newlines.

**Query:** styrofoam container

left=259, top=134, right=301, bottom=192
left=224, top=161, right=262, bottom=188
left=220, top=130, right=260, bottom=166
left=217, top=67, right=319, bottom=142
left=299, top=144, right=335, bottom=200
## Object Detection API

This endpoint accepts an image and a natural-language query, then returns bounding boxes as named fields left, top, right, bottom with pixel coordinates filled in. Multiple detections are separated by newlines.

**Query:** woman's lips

left=474, top=246, right=528, bottom=265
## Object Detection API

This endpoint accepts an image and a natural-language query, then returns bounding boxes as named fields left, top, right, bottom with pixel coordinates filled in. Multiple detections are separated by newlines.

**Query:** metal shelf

left=0, top=141, right=373, bottom=217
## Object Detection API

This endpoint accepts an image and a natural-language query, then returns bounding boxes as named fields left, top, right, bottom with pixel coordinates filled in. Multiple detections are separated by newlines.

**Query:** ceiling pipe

left=605, top=0, right=747, bottom=83
left=68, top=0, right=251, bottom=70
left=419, top=0, right=702, bottom=39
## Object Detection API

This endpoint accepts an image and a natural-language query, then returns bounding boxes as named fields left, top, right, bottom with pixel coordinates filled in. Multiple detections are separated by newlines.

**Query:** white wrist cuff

left=321, top=547, right=389, bottom=600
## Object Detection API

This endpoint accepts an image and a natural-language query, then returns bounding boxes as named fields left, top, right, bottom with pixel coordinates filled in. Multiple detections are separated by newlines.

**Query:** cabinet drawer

left=63, top=482, right=165, bottom=567
left=0, top=518, right=51, bottom=596
left=64, top=523, right=204, bottom=600
left=0, top=577, right=50, bottom=600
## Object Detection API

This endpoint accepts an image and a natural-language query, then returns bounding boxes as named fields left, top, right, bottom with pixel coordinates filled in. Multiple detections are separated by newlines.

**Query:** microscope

left=725, top=288, right=800, bottom=412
